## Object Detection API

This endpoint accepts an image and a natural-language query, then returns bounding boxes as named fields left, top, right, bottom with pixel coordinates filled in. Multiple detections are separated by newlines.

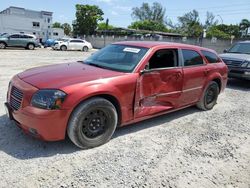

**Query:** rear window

left=182, top=49, right=204, bottom=66
left=201, top=50, right=220, bottom=63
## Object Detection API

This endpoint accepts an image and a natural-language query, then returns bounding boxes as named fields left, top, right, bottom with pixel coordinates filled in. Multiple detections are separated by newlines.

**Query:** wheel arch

left=26, top=42, right=35, bottom=47
left=212, top=77, right=222, bottom=92
left=0, top=41, right=7, bottom=47
left=68, top=93, right=122, bottom=129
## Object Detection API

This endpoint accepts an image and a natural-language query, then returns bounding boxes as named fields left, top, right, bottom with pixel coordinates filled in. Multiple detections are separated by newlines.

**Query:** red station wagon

left=5, top=41, right=228, bottom=149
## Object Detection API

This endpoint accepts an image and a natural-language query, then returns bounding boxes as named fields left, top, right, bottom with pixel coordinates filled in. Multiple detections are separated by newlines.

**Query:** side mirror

left=223, top=49, right=228, bottom=53
left=140, top=69, right=150, bottom=75
left=140, top=64, right=150, bottom=75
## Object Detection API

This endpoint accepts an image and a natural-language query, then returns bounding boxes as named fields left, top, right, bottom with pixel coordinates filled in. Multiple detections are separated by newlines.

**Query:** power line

left=165, top=2, right=250, bottom=12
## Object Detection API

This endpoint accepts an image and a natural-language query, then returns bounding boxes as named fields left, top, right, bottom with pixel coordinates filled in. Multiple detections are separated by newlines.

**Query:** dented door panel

left=135, top=68, right=183, bottom=118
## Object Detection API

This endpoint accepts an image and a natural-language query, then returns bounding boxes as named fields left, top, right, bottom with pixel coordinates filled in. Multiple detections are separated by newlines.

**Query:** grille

left=223, top=59, right=243, bottom=67
left=10, top=86, right=23, bottom=110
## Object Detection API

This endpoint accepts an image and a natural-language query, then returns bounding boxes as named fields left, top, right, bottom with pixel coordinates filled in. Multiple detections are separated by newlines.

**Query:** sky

left=1, top=0, right=250, bottom=27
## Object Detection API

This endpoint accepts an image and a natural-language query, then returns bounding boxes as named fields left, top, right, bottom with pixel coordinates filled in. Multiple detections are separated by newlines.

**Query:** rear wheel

left=27, top=43, right=35, bottom=50
left=67, top=97, right=118, bottom=149
left=0, top=42, right=6, bottom=49
left=60, top=45, right=67, bottom=51
left=196, top=81, right=219, bottom=111
left=82, top=46, right=89, bottom=52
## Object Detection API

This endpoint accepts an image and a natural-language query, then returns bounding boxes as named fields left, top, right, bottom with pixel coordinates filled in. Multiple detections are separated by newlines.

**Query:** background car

left=220, top=41, right=250, bottom=80
left=43, top=39, right=56, bottom=48
left=0, top=33, right=40, bottom=50
left=53, top=38, right=92, bottom=51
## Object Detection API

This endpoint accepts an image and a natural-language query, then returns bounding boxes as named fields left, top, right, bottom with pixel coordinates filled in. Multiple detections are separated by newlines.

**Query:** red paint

left=6, top=41, right=228, bottom=141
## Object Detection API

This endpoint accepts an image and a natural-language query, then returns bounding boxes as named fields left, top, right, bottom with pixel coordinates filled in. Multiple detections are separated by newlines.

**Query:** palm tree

left=239, top=19, right=250, bottom=37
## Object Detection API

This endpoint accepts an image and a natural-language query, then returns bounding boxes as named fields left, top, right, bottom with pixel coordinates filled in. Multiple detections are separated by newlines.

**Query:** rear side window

left=201, top=50, right=220, bottom=63
left=182, top=50, right=204, bottom=66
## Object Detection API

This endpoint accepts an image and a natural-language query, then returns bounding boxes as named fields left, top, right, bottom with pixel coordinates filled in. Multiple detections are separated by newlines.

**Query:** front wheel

left=197, top=81, right=219, bottom=111
left=60, top=45, right=67, bottom=51
left=67, top=97, right=118, bottom=149
left=0, top=42, right=6, bottom=49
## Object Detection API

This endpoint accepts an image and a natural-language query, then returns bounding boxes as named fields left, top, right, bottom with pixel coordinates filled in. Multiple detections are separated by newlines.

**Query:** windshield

left=228, top=43, right=250, bottom=54
left=84, top=44, right=149, bottom=73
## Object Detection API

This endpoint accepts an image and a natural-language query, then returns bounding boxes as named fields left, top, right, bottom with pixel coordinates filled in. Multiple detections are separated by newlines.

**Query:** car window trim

left=145, top=66, right=181, bottom=72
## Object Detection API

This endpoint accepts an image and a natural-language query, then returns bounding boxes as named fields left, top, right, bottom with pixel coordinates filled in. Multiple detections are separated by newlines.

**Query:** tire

left=67, top=97, right=118, bottom=149
left=60, top=45, right=67, bottom=51
left=27, top=43, right=35, bottom=50
left=196, top=81, right=219, bottom=111
left=0, top=42, right=6, bottom=49
left=82, top=46, right=89, bottom=52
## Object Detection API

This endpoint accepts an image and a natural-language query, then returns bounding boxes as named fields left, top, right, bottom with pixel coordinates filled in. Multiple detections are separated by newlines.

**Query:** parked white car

left=53, top=38, right=92, bottom=51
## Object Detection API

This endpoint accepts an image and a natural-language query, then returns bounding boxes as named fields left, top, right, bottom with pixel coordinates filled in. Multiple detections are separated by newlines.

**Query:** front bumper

left=228, top=67, right=250, bottom=80
left=52, top=45, right=60, bottom=50
left=5, top=76, right=70, bottom=141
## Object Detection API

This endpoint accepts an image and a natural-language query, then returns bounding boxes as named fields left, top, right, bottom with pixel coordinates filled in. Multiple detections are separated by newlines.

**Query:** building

left=0, top=6, right=64, bottom=42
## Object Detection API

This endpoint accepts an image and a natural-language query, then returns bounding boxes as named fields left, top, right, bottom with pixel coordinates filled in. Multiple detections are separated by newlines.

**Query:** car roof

left=238, top=40, right=250, bottom=44
left=114, top=41, right=216, bottom=53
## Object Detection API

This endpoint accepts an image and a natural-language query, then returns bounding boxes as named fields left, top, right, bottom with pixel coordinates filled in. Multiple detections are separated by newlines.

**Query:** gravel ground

left=0, top=48, right=249, bottom=188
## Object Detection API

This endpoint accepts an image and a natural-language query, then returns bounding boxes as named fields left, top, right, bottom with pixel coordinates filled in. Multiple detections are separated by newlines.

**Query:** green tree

left=239, top=19, right=250, bottom=30
left=52, top=22, right=62, bottom=28
left=97, top=22, right=114, bottom=30
left=239, top=19, right=250, bottom=37
left=130, top=2, right=167, bottom=32
left=132, top=2, right=166, bottom=23
left=73, top=4, right=104, bottom=35
left=128, top=20, right=167, bottom=32
left=206, top=24, right=240, bottom=39
left=62, top=23, right=72, bottom=35
left=177, top=10, right=203, bottom=37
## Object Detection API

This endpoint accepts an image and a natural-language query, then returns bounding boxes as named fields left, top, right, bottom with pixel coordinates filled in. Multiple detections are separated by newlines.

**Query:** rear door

left=134, top=48, right=184, bottom=118
left=180, top=49, right=208, bottom=105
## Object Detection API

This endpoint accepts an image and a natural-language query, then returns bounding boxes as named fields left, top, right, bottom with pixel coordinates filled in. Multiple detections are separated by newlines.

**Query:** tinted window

left=201, top=50, right=220, bottom=63
left=228, top=43, right=250, bottom=54
left=10, top=34, right=20, bottom=38
left=70, top=40, right=83, bottom=43
left=182, top=50, right=204, bottom=66
left=149, top=49, right=178, bottom=69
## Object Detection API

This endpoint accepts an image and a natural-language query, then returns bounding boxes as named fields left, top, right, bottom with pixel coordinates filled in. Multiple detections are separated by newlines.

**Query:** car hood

left=220, top=53, right=250, bottom=61
left=18, top=62, right=125, bottom=88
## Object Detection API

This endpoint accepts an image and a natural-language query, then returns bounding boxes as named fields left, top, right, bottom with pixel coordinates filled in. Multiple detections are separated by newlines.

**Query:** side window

left=182, top=49, right=204, bottom=66
left=201, top=50, right=220, bottom=63
left=10, top=34, right=20, bottom=38
left=149, top=49, right=178, bottom=69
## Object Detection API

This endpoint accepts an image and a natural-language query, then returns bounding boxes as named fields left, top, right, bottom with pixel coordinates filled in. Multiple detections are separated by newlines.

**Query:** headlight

left=31, top=90, right=67, bottom=110
left=241, top=61, right=250, bottom=68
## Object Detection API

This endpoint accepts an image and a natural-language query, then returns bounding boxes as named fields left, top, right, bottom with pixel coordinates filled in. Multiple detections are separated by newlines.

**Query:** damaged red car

left=5, top=41, right=228, bottom=149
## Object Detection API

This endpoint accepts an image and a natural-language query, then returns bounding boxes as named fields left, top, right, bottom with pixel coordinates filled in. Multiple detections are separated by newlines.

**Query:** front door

left=134, top=49, right=183, bottom=118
